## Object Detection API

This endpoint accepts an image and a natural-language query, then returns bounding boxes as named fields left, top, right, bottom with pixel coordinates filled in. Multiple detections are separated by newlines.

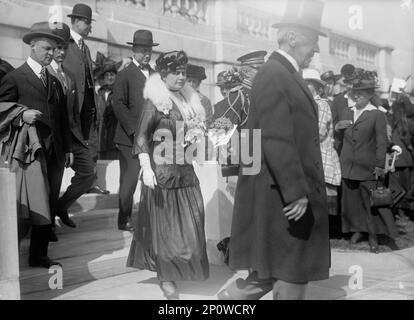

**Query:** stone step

left=19, top=223, right=133, bottom=266
left=19, top=247, right=136, bottom=295
left=67, top=193, right=119, bottom=213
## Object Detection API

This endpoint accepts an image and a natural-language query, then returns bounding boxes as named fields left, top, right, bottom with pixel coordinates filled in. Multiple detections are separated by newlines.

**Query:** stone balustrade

left=163, top=0, right=207, bottom=23
left=237, top=8, right=272, bottom=39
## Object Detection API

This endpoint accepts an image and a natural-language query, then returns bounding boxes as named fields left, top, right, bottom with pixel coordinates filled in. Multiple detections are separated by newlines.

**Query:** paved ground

left=23, top=247, right=414, bottom=300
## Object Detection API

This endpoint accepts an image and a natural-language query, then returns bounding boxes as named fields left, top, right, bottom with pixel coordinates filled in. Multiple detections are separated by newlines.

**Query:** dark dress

left=126, top=98, right=209, bottom=282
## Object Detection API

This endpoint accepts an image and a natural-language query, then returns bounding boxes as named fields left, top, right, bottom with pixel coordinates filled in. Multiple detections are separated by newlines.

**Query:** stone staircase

left=18, top=160, right=231, bottom=297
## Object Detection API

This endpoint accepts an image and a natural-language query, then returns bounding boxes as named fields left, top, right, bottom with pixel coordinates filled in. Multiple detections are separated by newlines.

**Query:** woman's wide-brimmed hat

left=93, top=52, right=122, bottom=79
left=215, top=68, right=243, bottom=88
left=186, top=64, right=206, bottom=80
left=321, top=70, right=342, bottom=83
left=303, top=68, right=326, bottom=87
left=23, top=21, right=65, bottom=45
left=155, top=51, right=188, bottom=73
left=126, top=30, right=159, bottom=47
left=348, top=68, right=379, bottom=91
left=67, top=3, right=95, bottom=21
left=272, top=0, right=327, bottom=37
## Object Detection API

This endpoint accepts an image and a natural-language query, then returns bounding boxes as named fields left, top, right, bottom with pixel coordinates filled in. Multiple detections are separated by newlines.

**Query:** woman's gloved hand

left=139, top=153, right=157, bottom=189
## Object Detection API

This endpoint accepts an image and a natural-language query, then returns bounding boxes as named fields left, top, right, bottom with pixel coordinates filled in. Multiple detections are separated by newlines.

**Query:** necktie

left=58, top=65, right=67, bottom=91
left=79, top=38, right=85, bottom=54
left=40, top=66, right=47, bottom=87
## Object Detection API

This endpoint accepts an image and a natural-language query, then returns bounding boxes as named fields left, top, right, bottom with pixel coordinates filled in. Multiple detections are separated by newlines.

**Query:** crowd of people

left=0, top=0, right=413, bottom=300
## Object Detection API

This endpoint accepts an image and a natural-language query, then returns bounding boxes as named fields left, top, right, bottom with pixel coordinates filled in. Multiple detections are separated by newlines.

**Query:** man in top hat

left=113, top=29, right=158, bottom=231
left=0, top=21, right=72, bottom=267
left=57, top=3, right=107, bottom=229
left=218, top=0, right=330, bottom=300
left=186, top=64, right=213, bottom=122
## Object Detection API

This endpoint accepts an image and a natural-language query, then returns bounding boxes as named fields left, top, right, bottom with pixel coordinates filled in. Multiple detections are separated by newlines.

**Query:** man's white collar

left=27, top=56, right=42, bottom=76
left=70, top=29, right=82, bottom=44
left=277, top=49, right=300, bottom=72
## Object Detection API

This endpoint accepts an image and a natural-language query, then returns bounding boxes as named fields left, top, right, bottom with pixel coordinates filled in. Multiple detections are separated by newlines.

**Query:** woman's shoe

left=368, top=234, right=379, bottom=254
left=160, top=281, right=179, bottom=300
left=350, top=232, right=363, bottom=244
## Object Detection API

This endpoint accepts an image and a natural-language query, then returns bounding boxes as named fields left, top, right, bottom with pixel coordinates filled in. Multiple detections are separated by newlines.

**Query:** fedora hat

left=23, top=21, right=65, bottom=45
left=51, top=22, right=71, bottom=44
left=303, top=68, right=326, bottom=86
left=127, top=30, right=159, bottom=47
left=272, top=0, right=327, bottom=37
left=186, top=64, right=206, bottom=80
left=67, top=3, right=95, bottom=21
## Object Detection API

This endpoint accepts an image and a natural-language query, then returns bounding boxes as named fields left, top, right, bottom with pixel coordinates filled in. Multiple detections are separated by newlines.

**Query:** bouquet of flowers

left=184, top=115, right=207, bottom=146
left=208, top=116, right=237, bottom=148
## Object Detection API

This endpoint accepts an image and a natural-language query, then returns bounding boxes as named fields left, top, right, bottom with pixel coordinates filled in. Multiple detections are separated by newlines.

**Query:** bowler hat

left=23, top=21, right=65, bottom=45
left=237, top=50, right=267, bottom=67
left=51, top=22, right=71, bottom=44
left=186, top=64, right=206, bottom=80
left=127, top=30, right=159, bottom=47
left=67, top=3, right=95, bottom=21
left=321, top=70, right=342, bottom=83
left=272, top=0, right=327, bottom=37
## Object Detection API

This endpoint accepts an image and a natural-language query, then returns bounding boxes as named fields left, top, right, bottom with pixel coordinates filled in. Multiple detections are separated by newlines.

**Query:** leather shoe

left=58, top=212, right=77, bottom=228
left=87, top=186, right=110, bottom=195
left=217, top=289, right=235, bottom=300
left=118, top=222, right=134, bottom=231
left=29, top=256, right=62, bottom=268
left=350, top=232, right=363, bottom=244
left=368, top=234, right=379, bottom=254
left=160, top=281, right=179, bottom=300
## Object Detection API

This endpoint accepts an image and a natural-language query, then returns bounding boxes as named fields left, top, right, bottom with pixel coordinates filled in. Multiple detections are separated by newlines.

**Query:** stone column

left=0, top=168, right=20, bottom=300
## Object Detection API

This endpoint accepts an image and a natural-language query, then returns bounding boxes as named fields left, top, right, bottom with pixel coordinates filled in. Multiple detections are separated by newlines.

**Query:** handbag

left=370, top=177, right=393, bottom=208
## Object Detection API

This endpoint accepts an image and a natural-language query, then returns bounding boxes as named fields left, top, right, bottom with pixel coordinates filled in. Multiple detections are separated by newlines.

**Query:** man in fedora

left=112, top=30, right=158, bottom=231
left=0, top=21, right=72, bottom=267
left=57, top=3, right=107, bottom=229
left=218, top=0, right=330, bottom=300
left=186, top=64, right=213, bottom=122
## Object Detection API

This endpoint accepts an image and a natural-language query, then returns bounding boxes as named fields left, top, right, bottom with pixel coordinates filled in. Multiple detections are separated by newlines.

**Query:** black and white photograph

left=1, top=0, right=414, bottom=304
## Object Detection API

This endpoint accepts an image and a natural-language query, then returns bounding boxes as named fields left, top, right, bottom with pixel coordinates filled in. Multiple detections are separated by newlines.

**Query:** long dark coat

left=228, top=52, right=330, bottom=283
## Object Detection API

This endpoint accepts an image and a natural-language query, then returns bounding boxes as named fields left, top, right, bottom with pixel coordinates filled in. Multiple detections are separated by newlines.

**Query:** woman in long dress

left=127, top=51, right=209, bottom=299
left=336, top=69, right=398, bottom=253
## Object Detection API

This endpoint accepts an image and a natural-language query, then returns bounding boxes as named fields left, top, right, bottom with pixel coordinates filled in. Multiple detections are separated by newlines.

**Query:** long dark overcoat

left=228, top=51, right=330, bottom=283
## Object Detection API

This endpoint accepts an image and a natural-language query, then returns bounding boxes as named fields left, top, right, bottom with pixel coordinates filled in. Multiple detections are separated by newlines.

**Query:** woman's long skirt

left=127, top=184, right=209, bottom=282
left=341, top=178, right=398, bottom=239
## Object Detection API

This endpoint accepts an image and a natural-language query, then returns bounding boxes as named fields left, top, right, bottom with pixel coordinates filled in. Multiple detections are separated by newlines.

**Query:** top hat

left=51, top=22, right=71, bottom=44
left=321, top=70, right=342, bottom=83
left=303, top=68, right=326, bottom=87
left=186, top=64, right=206, bottom=80
left=23, top=21, right=65, bottom=45
left=237, top=50, right=267, bottom=67
left=272, top=0, right=327, bottom=37
left=127, top=30, right=159, bottom=47
left=67, top=3, right=95, bottom=21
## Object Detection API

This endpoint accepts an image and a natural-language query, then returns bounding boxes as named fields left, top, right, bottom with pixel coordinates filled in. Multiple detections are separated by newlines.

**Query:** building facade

left=1, top=0, right=413, bottom=102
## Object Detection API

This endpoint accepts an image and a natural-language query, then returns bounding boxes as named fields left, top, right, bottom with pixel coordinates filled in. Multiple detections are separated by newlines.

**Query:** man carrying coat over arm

left=218, top=0, right=330, bottom=300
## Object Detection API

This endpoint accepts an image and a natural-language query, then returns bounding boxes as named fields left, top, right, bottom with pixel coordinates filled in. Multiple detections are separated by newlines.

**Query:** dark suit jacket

left=228, top=52, right=330, bottom=283
left=62, top=36, right=96, bottom=111
left=0, top=62, right=71, bottom=164
left=339, top=107, right=387, bottom=181
left=112, top=62, right=154, bottom=147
